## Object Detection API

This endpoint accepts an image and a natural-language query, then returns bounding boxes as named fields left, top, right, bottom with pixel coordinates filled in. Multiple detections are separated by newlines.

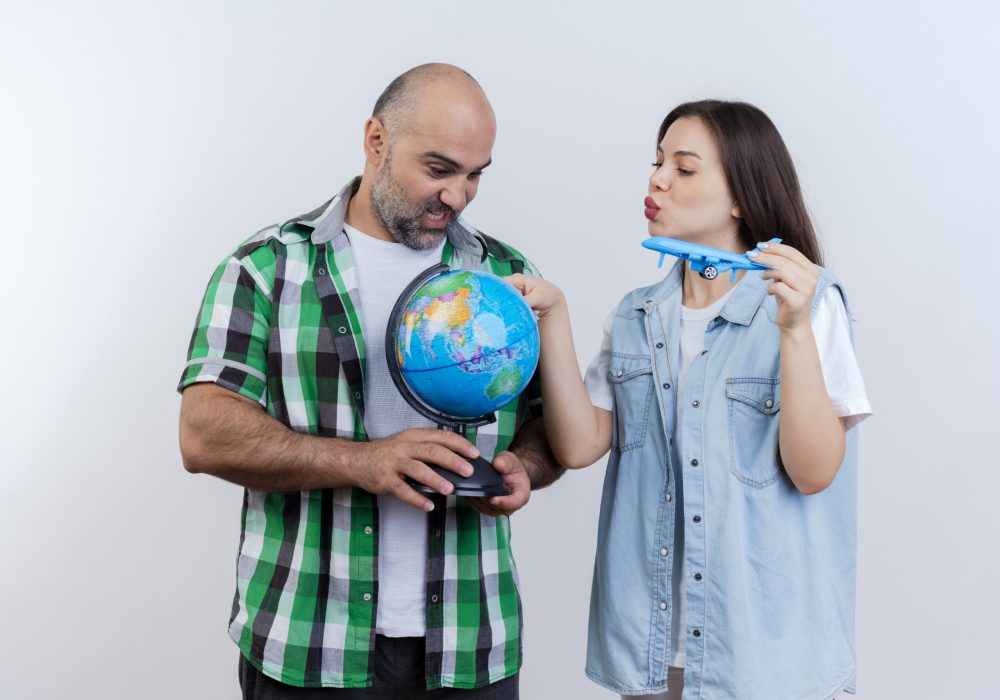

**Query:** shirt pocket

left=609, top=353, right=654, bottom=453
left=726, top=377, right=782, bottom=488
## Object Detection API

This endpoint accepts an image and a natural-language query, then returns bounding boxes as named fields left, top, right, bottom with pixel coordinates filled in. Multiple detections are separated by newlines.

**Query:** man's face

left=369, top=94, right=495, bottom=250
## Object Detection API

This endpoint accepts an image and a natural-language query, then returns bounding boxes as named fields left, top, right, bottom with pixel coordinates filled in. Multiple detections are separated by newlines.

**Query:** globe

left=392, top=268, right=539, bottom=421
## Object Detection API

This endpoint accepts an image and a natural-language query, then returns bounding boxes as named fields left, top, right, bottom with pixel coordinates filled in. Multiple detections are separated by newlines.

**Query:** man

left=178, top=64, right=563, bottom=699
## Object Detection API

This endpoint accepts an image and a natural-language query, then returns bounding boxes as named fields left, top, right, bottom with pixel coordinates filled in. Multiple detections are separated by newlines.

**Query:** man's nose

left=439, top=180, right=468, bottom=211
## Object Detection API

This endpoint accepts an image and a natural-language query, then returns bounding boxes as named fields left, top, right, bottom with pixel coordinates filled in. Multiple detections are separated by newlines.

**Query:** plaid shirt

left=179, top=179, right=540, bottom=689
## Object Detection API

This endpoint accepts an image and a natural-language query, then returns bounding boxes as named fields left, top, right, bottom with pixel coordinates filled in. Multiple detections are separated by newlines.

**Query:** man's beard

left=370, top=153, right=459, bottom=251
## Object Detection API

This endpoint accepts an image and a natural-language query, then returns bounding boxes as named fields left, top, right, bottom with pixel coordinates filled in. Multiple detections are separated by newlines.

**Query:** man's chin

left=413, top=232, right=446, bottom=251
left=393, top=226, right=448, bottom=251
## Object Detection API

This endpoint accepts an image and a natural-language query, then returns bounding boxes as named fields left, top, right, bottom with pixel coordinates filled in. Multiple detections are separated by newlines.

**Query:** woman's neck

left=680, top=230, right=745, bottom=308
left=682, top=266, right=744, bottom=308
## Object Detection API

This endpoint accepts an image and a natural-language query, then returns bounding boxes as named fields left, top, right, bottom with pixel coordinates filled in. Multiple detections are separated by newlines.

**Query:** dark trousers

left=239, top=636, right=519, bottom=699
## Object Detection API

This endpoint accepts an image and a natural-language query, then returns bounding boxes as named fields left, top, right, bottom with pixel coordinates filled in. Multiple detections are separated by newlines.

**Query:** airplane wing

left=642, top=237, right=782, bottom=274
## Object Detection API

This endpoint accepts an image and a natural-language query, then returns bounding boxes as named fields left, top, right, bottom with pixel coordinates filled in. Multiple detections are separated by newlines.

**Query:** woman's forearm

left=778, top=325, right=846, bottom=494
left=537, top=305, right=612, bottom=468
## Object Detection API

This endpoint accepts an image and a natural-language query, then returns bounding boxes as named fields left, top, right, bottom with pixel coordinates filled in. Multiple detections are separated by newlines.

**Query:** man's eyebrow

left=421, top=151, right=492, bottom=172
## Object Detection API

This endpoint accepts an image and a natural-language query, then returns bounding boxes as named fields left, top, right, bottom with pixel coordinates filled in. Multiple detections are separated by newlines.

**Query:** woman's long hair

left=658, top=100, right=824, bottom=266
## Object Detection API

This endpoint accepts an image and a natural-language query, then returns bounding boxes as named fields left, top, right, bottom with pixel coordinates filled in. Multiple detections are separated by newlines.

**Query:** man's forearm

left=507, top=417, right=565, bottom=490
left=179, top=383, right=362, bottom=491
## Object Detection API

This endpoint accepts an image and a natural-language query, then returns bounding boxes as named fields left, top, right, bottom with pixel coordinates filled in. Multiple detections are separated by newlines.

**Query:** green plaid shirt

left=179, top=179, right=540, bottom=689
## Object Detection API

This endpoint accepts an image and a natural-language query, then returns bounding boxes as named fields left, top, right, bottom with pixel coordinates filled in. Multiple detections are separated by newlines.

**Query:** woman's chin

left=649, top=227, right=686, bottom=241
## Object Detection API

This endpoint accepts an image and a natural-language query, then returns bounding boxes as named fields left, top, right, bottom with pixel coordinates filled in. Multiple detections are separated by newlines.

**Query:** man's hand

left=465, top=451, right=531, bottom=517
left=353, top=428, right=480, bottom=511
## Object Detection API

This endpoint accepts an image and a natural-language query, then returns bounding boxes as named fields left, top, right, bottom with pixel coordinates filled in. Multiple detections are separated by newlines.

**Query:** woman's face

left=645, top=117, right=741, bottom=249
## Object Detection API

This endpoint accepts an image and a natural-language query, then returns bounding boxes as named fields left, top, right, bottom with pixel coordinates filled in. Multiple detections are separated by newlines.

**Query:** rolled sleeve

left=178, top=256, right=272, bottom=405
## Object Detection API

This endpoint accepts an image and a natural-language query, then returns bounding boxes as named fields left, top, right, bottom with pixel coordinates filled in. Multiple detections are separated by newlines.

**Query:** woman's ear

left=731, top=203, right=742, bottom=219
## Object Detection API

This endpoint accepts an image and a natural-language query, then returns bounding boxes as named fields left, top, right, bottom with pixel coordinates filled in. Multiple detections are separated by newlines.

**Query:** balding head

left=372, top=63, right=494, bottom=141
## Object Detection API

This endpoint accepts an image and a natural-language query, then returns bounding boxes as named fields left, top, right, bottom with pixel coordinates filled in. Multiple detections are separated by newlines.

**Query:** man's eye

left=430, top=167, right=449, bottom=177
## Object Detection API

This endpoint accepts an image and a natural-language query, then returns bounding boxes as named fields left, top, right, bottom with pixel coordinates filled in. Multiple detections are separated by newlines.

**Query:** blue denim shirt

left=586, top=263, right=859, bottom=699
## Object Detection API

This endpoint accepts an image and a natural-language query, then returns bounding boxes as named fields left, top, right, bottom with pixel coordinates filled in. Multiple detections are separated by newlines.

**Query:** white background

left=2, top=1, right=998, bottom=698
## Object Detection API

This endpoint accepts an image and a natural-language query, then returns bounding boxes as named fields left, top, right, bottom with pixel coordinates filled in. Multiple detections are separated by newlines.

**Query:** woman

left=508, top=100, right=872, bottom=699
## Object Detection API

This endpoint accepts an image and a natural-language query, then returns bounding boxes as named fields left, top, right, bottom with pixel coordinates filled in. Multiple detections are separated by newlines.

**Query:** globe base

left=407, top=455, right=510, bottom=497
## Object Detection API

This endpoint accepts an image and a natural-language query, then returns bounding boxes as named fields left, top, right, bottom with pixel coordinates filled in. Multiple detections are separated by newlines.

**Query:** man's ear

left=363, top=117, right=389, bottom=166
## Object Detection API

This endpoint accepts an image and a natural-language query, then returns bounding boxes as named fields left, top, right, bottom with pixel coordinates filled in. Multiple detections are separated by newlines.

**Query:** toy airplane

left=642, top=237, right=782, bottom=283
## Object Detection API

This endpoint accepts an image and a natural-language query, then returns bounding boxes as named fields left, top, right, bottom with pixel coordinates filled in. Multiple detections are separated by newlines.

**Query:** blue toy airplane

left=641, top=237, right=782, bottom=283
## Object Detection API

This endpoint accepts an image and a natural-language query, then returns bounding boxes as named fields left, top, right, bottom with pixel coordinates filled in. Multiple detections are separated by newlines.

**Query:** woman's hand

left=504, top=273, right=567, bottom=320
left=749, top=241, right=820, bottom=332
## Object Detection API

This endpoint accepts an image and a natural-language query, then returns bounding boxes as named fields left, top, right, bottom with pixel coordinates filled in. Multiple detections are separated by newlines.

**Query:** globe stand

left=386, top=263, right=510, bottom=498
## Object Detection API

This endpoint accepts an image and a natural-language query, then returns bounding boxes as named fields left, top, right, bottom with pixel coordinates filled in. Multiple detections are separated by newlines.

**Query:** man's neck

left=345, top=178, right=394, bottom=242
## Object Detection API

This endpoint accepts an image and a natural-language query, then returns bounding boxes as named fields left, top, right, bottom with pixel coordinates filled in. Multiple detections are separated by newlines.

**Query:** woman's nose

left=649, top=167, right=671, bottom=192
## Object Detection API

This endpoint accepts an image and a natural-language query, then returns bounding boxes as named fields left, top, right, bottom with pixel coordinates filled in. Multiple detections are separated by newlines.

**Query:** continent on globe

left=394, top=269, right=539, bottom=419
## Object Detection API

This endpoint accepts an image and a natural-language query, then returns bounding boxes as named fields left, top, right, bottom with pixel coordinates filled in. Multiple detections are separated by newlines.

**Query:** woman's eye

left=677, top=168, right=694, bottom=176
left=651, top=162, right=663, bottom=169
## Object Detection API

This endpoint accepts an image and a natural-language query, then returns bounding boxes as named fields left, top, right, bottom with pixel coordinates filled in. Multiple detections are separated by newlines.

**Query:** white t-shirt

left=345, top=222, right=446, bottom=638
left=583, top=283, right=873, bottom=668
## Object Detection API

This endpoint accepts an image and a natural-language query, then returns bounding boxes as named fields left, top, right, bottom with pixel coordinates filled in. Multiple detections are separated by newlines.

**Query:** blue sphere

left=394, top=270, right=539, bottom=419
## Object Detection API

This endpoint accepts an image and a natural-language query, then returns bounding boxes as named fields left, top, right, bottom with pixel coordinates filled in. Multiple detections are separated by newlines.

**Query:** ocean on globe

left=395, top=269, right=539, bottom=419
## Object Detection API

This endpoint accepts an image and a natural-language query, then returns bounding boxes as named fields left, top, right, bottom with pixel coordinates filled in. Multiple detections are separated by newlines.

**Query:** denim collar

left=630, top=262, right=770, bottom=327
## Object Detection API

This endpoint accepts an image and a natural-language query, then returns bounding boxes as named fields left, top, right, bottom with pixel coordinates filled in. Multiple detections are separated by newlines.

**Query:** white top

left=584, top=283, right=873, bottom=668
left=345, top=222, right=446, bottom=638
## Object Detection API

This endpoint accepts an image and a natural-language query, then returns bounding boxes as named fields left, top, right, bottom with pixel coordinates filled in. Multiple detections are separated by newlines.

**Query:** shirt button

left=659, top=601, right=668, bottom=610
left=660, top=548, right=668, bottom=556
left=692, top=400, right=700, bottom=408
left=354, top=392, right=361, bottom=399
left=616, top=369, right=624, bottom=377
left=690, top=458, right=699, bottom=467
left=338, top=326, right=347, bottom=334
left=666, top=493, right=673, bottom=502
left=694, top=573, right=703, bottom=581
left=693, top=629, right=702, bottom=638
left=435, top=529, right=441, bottom=538
left=364, top=526, right=373, bottom=535
left=431, top=594, right=439, bottom=603
left=656, top=342, right=664, bottom=349
left=693, top=515, right=702, bottom=523
left=363, top=592, right=372, bottom=601
left=662, top=382, right=671, bottom=390
left=765, top=399, right=774, bottom=408
left=317, top=267, right=326, bottom=276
